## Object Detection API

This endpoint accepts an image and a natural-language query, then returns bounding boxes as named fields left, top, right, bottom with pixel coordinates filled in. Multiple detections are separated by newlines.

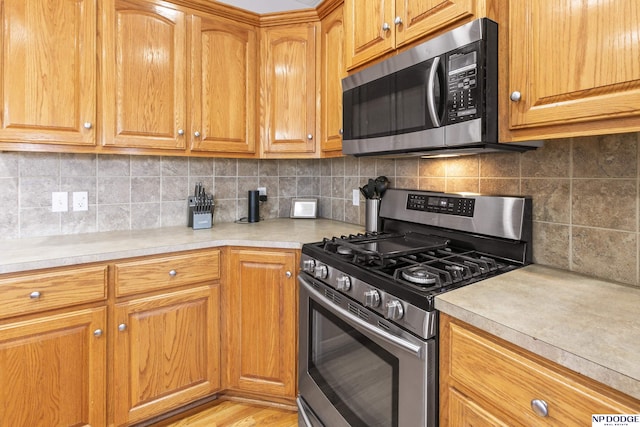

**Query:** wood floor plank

left=156, top=400, right=298, bottom=427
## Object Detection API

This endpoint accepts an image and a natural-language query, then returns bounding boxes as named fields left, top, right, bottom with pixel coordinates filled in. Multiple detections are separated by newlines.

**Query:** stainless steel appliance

left=297, top=188, right=532, bottom=426
left=341, top=18, right=540, bottom=157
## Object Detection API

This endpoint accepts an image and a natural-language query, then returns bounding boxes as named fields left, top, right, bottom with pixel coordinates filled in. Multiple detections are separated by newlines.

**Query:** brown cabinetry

left=320, top=4, right=346, bottom=155
left=440, top=314, right=640, bottom=426
left=100, top=0, right=187, bottom=150
left=0, top=266, right=108, bottom=427
left=260, top=23, right=320, bottom=158
left=344, top=0, right=476, bottom=70
left=111, top=249, right=221, bottom=426
left=0, top=0, right=97, bottom=147
left=505, top=0, right=640, bottom=141
left=223, top=248, right=298, bottom=403
left=189, top=14, right=258, bottom=155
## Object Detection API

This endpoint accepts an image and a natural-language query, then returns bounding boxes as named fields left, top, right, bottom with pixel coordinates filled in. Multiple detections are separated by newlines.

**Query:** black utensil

left=375, top=176, right=390, bottom=198
left=367, top=179, right=377, bottom=199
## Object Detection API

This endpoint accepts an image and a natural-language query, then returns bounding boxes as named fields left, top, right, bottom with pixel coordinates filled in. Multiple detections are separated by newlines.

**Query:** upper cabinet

left=0, top=0, right=97, bottom=147
left=320, top=4, right=346, bottom=155
left=260, top=22, right=320, bottom=158
left=344, top=0, right=476, bottom=70
left=505, top=0, right=640, bottom=141
left=100, top=0, right=187, bottom=151
left=189, top=14, right=258, bottom=155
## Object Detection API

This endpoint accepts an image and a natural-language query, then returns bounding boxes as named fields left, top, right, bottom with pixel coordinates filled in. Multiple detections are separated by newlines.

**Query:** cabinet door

left=344, top=0, right=394, bottom=70
left=260, top=24, right=318, bottom=157
left=508, top=0, right=640, bottom=137
left=395, top=0, right=475, bottom=47
left=0, top=307, right=106, bottom=427
left=225, top=248, right=297, bottom=400
left=100, top=0, right=187, bottom=150
left=113, top=285, right=220, bottom=425
left=190, top=15, right=257, bottom=154
left=0, top=0, right=96, bottom=146
left=320, top=5, right=346, bottom=155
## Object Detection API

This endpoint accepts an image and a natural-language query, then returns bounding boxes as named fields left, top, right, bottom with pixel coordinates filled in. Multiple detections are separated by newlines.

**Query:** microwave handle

left=427, top=56, right=441, bottom=128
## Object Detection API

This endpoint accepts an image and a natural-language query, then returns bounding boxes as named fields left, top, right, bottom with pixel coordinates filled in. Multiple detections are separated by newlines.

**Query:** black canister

left=248, top=190, right=260, bottom=223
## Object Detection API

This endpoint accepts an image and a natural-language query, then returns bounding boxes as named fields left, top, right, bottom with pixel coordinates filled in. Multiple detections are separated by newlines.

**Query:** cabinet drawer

left=0, top=266, right=107, bottom=319
left=447, top=321, right=638, bottom=425
left=114, top=250, right=220, bottom=297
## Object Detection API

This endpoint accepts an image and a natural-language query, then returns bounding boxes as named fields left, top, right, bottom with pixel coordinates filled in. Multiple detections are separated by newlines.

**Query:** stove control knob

left=336, top=275, right=351, bottom=291
left=385, top=300, right=404, bottom=320
left=302, top=259, right=316, bottom=273
left=314, top=264, right=328, bottom=279
left=364, top=290, right=381, bottom=308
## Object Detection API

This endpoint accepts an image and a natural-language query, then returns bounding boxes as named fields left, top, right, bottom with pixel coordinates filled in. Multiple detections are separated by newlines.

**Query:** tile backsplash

left=1, top=131, right=639, bottom=287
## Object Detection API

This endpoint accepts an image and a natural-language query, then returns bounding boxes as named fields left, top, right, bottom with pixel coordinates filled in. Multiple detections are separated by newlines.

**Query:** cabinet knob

left=382, top=22, right=391, bottom=31
left=83, top=122, right=93, bottom=129
left=531, top=399, right=548, bottom=417
left=339, top=128, right=343, bottom=135
left=178, top=129, right=185, bottom=136
left=307, top=134, right=313, bottom=140
left=194, top=131, right=201, bottom=138
left=510, top=91, right=522, bottom=102
left=285, top=271, right=292, bottom=278
left=169, top=269, right=177, bottom=277
left=394, top=16, right=403, bottom=25
left=93, top=329, right=103, bottom=338
left=118, top=323, right=127, bottom=332
left=29, top=291, right=41, bottom=299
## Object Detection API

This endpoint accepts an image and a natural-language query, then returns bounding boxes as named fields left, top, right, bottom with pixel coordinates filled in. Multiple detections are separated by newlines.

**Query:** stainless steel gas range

left=297, top=188, right=532, bottom=427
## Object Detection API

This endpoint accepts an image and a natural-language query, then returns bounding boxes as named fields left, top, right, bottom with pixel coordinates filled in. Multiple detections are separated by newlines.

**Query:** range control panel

left=407, top=193, right=475, bottom=217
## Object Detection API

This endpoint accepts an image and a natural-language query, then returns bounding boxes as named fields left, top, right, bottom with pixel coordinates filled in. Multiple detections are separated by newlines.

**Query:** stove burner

left=336, top=246, right=353, bottom=256
left=401, top=266, right=437, bottom=285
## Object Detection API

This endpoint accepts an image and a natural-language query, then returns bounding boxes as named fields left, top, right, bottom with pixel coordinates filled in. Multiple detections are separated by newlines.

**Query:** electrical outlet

left=73, top=191, right=88, bottom=211
left=257, top=186, right=267, bottom=202
left=52, top=192, right=68, bottom=212
left=353, top=189, right=360, bottom=206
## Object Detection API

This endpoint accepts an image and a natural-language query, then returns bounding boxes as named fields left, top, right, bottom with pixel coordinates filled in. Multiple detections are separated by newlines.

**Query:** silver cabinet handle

left=93, top=329, right=103, bottom=338
left=194, top=131, right=201, bottom=137
left=285, top=271, right=292, bottom=278
left=394, top=16, right=403, bottom=25
left=30, top=291, right=41, bottom=299
left=339, top=128, right=343, bottom=135
left=510, top=91, right=522, bottom=102
left=169, top=269, right=177, bottom=277
left=382, top=22, right=391, bottom=31
left=178, top=129, right=185, bottom=136
left=307, top=134, right=313, bottom=140
left=118, top=323, right=127, bottom=332
left=531, top=399, right=548, bottom=417
left=83, top=122, right=93, bottom=129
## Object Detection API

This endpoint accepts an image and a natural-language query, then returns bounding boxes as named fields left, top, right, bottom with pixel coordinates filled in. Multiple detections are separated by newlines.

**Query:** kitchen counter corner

left=0, top=219, right=364, bottom=275
left=435, top=264, right=640, bottom=400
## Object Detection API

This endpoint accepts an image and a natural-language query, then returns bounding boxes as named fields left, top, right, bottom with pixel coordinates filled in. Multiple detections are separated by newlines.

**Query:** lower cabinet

left=223, top=248, right=298, bottom=403
left=440, top=313, right=640, bottom=426
left=0, top=307, right=107, bottom=427
left=112, top=286, right=221, bottom=426
left=111, top=249, right=222, bottom=426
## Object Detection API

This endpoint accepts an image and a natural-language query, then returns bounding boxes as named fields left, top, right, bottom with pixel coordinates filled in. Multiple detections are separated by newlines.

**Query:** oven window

left=308, top=300, right=399, bottom=427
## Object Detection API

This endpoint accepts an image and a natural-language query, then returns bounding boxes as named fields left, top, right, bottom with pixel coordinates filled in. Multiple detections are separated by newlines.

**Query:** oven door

left=298, top=274, right=437, bottom=427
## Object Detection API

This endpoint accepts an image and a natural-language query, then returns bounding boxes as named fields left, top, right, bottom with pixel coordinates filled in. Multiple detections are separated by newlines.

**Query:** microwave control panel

left=406, top=193, right=475, bottom=217
left=446, top=42, right=481, bottom=124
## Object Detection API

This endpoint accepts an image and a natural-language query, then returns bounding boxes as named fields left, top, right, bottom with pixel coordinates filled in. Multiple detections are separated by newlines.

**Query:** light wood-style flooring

left=154, top=400, right=298, bottom=427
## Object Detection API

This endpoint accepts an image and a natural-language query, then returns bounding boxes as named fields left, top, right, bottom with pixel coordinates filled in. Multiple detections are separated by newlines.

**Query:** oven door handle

left=300, top=276, right=423, bottom=358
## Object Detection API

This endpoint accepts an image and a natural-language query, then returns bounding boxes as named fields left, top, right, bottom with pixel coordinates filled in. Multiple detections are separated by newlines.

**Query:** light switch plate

left=52, top=192, right=68, bottom=212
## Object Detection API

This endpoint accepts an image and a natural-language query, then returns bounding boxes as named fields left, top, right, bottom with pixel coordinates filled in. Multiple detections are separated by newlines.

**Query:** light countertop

left=0, top=219, right=363, bottom=274
left=435, top=264, right=640, bottom=401
left=2, top=222, right=638, bottom=402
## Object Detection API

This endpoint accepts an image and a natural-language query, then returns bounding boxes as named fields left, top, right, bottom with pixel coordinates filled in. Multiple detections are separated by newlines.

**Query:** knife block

left=187, top=197, right=214, bottom=229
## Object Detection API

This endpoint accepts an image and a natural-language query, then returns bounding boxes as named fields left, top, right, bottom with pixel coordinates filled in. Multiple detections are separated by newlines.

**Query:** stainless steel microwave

left=342, top=18, right=539, bottom=157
